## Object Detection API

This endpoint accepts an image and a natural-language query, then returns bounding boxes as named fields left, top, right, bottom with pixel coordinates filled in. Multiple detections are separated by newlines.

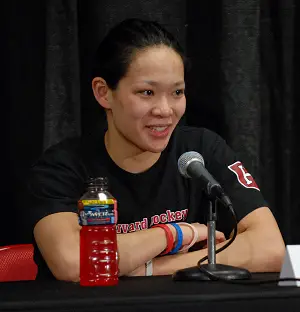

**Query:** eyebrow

left=142, top=80, right=185, bottom=87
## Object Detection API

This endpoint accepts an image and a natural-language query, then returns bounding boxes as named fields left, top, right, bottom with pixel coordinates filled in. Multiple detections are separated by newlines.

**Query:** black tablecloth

left=1, top=273, right=300, bottom=312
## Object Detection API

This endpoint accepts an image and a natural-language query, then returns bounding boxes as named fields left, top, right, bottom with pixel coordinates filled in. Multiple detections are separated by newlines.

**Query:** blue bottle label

left=78, top=199, right=116, bottom=226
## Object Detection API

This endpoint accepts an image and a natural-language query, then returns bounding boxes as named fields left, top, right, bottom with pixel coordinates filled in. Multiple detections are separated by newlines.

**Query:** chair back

left=0, top=244, right=37, bottom=281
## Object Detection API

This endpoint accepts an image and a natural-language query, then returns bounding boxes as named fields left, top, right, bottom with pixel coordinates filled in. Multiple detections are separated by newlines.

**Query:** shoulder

left=28, top=135, right=101, bottom=195
left=32, top=134, right=103, bottom=170
left=29, top=136, right=86, bottom=182
left=174, top=125, right=223, bottom=144
left=171, top=126, right=227, bottom=158
left=30, top=138, right=81, bottom=177
left=37, top=136, right=84, bottom=161
left=171, top=126, right=241, bottom=175
left=172, top=126, right=268, bottom=227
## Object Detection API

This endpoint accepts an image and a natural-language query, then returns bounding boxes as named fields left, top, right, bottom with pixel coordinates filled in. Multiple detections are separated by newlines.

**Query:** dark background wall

left=2, top=0, right=299, bottom=246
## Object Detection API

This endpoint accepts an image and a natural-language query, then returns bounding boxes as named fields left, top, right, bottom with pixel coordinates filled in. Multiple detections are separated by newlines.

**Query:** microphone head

left=178, top=151, right=205, bottom=178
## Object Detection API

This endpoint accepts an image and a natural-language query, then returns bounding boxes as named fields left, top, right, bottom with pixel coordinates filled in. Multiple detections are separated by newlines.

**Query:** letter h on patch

left=228, top=161, right=260, bottom=191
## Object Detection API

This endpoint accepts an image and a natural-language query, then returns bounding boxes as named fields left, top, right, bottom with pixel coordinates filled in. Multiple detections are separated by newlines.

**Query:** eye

left=139, top=90, right=154, bottom=96
left=174, top=89, right=185, bottom=96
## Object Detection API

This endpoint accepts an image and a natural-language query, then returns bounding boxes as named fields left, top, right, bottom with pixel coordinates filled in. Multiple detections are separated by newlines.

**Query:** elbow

left=271, top=240, right=285, bottom=272
left=55, top=270, right=80, bottom=283
left=117, top=262, right=132, bottom=277
left=50, top=258, right=80, bottom=282
left=116, top=244, right=135, bottom=277
left=263, top=238, right=285, bottom=272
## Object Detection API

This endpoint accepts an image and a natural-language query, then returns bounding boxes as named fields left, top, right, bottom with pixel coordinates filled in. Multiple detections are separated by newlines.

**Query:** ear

left=92, top=77, right=111, bottom=109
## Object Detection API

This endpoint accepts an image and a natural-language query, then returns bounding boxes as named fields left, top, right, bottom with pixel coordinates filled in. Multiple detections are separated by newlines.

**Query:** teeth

left=150, top=126, right=168, bottom=132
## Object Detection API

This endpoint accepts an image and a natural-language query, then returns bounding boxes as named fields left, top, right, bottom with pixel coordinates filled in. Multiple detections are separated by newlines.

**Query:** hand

left=191, top=222, right=226, bottom=244
left=179, top=222, right=226, bottom=252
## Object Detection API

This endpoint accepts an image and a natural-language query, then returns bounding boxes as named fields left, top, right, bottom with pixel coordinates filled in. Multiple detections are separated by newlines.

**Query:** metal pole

left=207, top=200, right=217, bottom=265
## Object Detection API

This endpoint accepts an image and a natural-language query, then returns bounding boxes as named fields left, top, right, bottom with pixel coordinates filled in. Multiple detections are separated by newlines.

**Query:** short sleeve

left=26, top=141, right=88, bottom=229
left=202, top=129, right=268, bottom=230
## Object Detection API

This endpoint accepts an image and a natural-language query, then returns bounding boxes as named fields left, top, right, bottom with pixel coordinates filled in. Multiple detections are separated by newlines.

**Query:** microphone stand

left=173, top=198, right=251, bottom=281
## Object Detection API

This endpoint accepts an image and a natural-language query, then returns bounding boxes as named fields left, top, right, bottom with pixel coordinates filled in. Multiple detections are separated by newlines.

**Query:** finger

left=215, top=231, right=226, bottom=242
left=202, top=232, right=226, bottom=248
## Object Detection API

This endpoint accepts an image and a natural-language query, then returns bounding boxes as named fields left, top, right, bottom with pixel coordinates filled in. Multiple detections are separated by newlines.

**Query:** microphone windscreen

left=178, top=151, right=205, bottom=178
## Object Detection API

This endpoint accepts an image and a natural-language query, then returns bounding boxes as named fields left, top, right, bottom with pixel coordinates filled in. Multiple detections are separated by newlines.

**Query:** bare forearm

left=39, top=222, right=169, bottom=280
left=117, top=228, right=169, bottom=276
left=152, top=230, right=284, bottom=276
left=214, top=228, right=284, bottom=272
left=126, top=208, right=285, bottom=277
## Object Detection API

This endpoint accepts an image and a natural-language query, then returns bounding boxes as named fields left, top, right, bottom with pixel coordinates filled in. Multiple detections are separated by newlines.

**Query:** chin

left=146, top=146, right=167, bottom=153
left=134, top=128, right=174, bottom=153
left=143, top=140, right=170, bottom=153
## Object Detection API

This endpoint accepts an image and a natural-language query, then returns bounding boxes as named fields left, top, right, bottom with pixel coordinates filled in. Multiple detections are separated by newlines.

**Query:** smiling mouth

left=147, top=125, right=169, bottom=132
left=145, top=125, right=172, bottom=137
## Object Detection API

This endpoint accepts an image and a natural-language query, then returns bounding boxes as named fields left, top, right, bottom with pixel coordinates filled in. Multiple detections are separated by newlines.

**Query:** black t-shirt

left=27, top=126, right=267, bottom=280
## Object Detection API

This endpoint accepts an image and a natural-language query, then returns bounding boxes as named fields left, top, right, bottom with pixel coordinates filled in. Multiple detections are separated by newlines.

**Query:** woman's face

left=108, top=45, right=186, bottom=153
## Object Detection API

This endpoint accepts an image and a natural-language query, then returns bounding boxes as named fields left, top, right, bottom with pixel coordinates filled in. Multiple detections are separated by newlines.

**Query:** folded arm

left=34, top=212, right=207, bottom=281
left=130, top=207, right=285, bottom=276
left=34, top=212, right=174, bottom=281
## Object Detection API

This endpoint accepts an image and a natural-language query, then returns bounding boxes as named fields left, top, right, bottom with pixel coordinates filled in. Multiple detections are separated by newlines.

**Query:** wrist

left=166, top=223, right=177, bottom=242
left=178, top=224, right=192, bottom=246
left=152, top=224, right=174, bottom=255
left=167, top=223, right=183, bottom=255
left=177, top=223, right=199, bottom=253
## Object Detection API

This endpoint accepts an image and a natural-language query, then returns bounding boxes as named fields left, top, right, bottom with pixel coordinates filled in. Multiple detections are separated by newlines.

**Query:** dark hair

left=92, top=18, right=187, bottom=90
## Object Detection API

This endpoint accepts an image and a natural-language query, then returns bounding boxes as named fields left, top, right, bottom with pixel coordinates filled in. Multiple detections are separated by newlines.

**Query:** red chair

left=0, top=244, right=37, bottom=282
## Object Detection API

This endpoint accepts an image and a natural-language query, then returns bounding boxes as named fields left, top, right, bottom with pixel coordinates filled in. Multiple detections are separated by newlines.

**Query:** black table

left=1, top=273, right=300, bottom=312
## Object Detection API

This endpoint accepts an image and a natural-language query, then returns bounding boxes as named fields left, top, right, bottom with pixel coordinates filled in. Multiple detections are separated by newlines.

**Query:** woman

left=29, top=18, right=285, bottom=281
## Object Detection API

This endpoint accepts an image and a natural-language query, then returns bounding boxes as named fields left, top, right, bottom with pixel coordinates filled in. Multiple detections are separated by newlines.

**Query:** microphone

left=174, top=151, right=251, bottom=282
left=178, top=151, right=232, bottom=207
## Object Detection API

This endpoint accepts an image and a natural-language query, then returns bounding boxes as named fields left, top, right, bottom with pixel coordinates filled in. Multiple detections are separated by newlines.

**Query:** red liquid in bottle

left=78, top=177, right=119, bottom=286
left=80, top=225, right=118, bottom=286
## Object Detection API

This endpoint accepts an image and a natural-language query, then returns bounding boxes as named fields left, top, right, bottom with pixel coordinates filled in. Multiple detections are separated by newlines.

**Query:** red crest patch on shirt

left=228, top=161, right=260, bottom=191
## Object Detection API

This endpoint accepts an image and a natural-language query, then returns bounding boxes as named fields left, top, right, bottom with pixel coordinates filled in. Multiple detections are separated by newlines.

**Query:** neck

left=104, top=120, right=161, bottom=174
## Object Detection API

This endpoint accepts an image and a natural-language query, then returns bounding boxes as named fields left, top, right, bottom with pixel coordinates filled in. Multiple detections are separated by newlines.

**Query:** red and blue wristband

left=168, top=223, right=183, bottom=255
left=152, top=223, right=184, bottom=255
left=152, top=224, right=174, bottom=255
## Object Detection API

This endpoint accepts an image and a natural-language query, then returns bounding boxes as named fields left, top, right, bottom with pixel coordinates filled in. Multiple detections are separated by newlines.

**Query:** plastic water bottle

left=78, top=177, right=118, bottom=286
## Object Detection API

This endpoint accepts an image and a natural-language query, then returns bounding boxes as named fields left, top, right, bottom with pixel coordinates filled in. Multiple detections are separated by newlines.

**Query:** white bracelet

left=145, top=259, right=153, bottom=276
left=177, top=222, right=199, bottom=253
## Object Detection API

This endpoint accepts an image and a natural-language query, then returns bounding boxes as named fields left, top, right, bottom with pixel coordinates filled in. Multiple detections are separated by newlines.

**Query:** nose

left=151, top=96, right=173, bottom=118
